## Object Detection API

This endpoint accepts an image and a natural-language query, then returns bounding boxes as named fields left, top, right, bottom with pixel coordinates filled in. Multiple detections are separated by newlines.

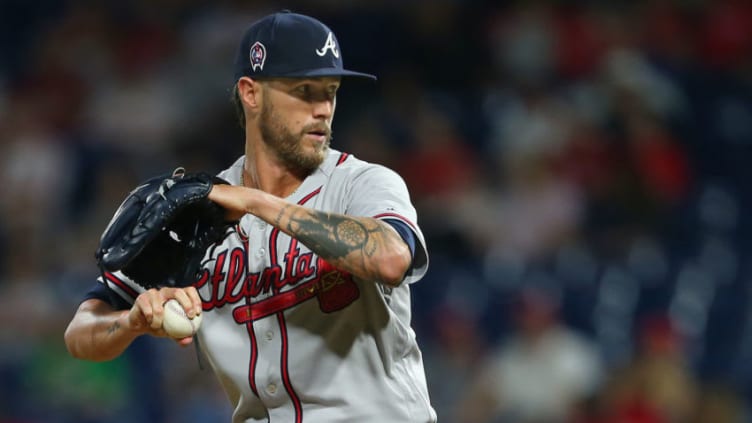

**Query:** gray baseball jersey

left=100, top=149, right=436, bottom=422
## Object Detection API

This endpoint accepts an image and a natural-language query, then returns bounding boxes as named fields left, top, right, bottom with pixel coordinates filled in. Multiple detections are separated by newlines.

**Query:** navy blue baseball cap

left=233, top=11, right=376, bottom=81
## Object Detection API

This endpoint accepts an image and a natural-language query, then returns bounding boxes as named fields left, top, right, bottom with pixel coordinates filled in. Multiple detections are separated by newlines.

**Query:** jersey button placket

left=248, top=218, right=283, bottom=406
left=266, top=383, right=277, bottom=394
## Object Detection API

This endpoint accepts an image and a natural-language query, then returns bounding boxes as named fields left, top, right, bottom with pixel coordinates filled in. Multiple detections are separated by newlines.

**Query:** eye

left=294, top=84, right=310, bottom=96
left=292, top=82, right=337, bottom=102
left=327, top=86, right=339, bottom=100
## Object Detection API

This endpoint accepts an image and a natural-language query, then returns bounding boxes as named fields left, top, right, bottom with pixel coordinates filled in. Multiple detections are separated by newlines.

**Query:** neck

left=243, top=139, right=304, bottom=198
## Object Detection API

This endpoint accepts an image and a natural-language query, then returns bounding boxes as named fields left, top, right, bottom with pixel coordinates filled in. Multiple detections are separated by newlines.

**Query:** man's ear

left=237, top=76, right=261, bottom=110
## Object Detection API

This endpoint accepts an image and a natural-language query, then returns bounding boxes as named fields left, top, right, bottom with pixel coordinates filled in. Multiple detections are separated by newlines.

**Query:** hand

left=208, top=183, right=251, bottom=221
left=128, top=286, right=203, bottom=346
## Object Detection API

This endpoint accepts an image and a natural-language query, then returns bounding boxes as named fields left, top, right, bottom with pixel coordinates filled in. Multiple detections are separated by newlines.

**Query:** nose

left=312, top=98, right=334, bottom=120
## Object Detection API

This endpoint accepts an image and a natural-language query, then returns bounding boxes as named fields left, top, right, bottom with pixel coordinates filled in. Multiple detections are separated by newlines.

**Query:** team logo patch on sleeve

left=250, top=41, right=266, bottom=71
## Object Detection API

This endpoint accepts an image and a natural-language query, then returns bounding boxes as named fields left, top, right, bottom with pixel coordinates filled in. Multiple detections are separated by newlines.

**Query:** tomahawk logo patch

left=315, top=32, right=339, bottom=58
left=250, top=41, right=266, bottom=71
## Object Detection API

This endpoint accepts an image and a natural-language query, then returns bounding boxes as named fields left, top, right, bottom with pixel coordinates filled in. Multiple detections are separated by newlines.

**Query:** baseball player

left=65, top=11, right=437, bottom=423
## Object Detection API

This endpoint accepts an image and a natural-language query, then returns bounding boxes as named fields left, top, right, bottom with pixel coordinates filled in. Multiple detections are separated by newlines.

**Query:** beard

left=259, top=98, right=330, bottom=175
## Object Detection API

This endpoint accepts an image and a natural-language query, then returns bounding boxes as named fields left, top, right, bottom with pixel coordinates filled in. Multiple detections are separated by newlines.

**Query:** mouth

left=304, top=127, right=331, bottom=144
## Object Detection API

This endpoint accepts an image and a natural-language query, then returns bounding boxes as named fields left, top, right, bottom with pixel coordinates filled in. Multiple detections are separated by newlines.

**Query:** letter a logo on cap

left=250, top=41, right=266, bottom=71
left=315, top=32, right=339, bottom=58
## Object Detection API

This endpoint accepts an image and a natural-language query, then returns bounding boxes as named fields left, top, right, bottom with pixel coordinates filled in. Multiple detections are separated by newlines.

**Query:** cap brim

left=281, top=67, right=377, bottom=80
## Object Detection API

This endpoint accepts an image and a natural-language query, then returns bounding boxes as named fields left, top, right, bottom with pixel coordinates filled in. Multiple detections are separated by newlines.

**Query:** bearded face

left=258, top=93, right=331, bottom=174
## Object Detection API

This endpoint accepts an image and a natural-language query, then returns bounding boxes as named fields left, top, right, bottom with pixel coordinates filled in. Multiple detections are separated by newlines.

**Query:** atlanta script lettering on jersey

left=195, top=232, right=360, bottom=323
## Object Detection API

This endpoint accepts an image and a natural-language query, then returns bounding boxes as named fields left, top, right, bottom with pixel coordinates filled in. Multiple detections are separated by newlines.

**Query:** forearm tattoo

left=107, top=321, right=121, bottom=335
left=275, top=205, right=398, bottom=279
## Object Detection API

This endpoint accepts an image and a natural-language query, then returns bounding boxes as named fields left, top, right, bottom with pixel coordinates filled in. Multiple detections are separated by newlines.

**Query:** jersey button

left=256, top=248, right=266, bottom=258
left=265, top=331, right=274, bottom=341
left=267, top=383, right=277, bottom=394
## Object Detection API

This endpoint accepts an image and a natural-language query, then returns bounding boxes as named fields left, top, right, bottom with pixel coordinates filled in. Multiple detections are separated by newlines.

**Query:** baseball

left=162, top=299, right=202, bottom=338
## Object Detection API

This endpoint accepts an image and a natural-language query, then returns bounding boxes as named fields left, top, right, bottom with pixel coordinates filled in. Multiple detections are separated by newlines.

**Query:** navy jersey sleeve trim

left=83, top=281, right=132, bottom=311
left=383, top=219, right=417, bottom=259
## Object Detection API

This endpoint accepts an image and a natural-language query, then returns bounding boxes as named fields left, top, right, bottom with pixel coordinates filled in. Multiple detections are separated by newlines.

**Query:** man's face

left=258, top=77, right=340, bottom=174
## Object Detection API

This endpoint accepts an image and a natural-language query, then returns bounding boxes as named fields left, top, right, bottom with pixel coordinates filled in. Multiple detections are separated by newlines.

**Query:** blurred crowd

left=1, top=0, right=751, bottom=422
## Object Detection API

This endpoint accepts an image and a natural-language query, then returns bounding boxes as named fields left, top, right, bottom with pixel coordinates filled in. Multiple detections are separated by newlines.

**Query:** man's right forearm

left=64, top=299, right=140, bottom=362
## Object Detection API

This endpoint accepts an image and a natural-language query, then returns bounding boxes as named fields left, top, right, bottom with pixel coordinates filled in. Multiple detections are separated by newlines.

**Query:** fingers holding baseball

left=173, top=286, right=202, bottom=318
left=129, top=288, right=164, bottom=332
left=162, top=298, right=203, bottom=340
left=129, top=287, right=201, bottom=337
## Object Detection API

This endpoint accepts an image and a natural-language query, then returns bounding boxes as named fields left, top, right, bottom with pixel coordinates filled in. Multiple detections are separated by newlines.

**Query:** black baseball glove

left=96, top=168, right=238, bottom=289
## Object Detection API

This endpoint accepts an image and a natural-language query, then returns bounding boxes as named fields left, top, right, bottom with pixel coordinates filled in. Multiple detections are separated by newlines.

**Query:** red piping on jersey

left=242, top=235, right=260, bottom=398
left=299, top=186, right=322, bottom=204
left=269, top=227, right=280, bottom=291
left=336, top=152, right=349, bottom=166
left=278, top=312, right=303, bottom=422
left=235, top=221, right=249, bottom=241
left=245, top=302, right=260, bottom=398
left=104, top=272, right=139, bottom=299
left=373, top=212, right=418, bottom=232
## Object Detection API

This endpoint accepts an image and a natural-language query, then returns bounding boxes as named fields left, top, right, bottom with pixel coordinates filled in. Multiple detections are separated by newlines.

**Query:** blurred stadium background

left=1, top=0, right=751, bottom=422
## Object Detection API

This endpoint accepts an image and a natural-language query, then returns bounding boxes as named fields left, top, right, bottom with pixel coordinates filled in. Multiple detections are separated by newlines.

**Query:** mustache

left=301, top=123, right=332, bottom=138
